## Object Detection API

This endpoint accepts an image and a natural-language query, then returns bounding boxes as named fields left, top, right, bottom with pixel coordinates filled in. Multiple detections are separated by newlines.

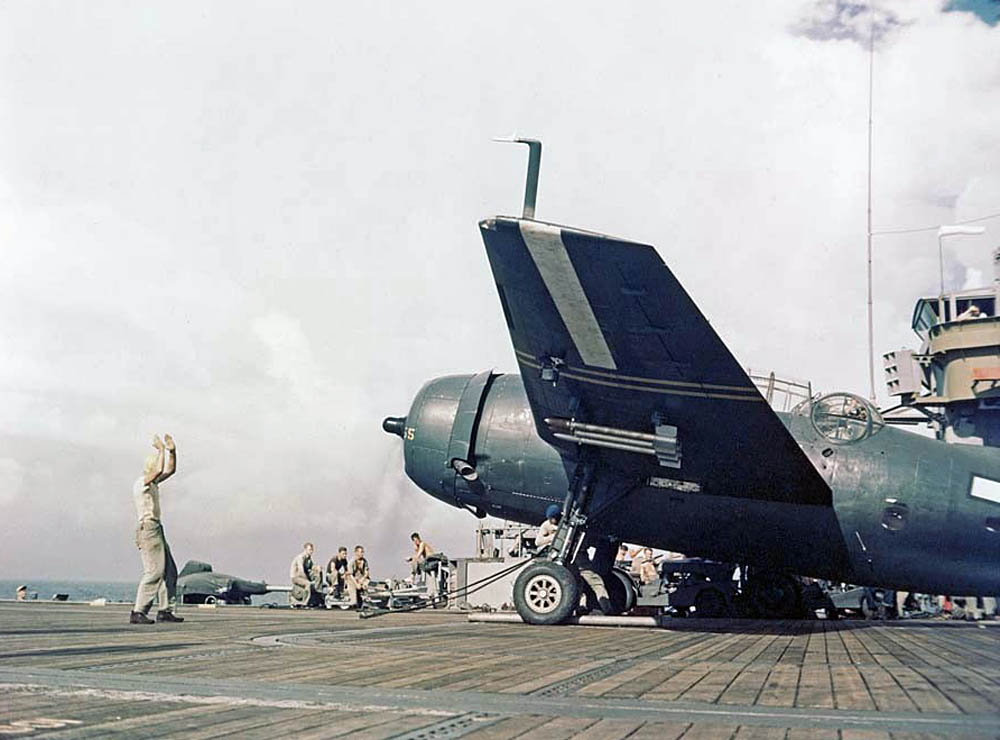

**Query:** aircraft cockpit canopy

left=911, top=290, right=996, bottom=342
left=809, top=392, right=884, bottom=444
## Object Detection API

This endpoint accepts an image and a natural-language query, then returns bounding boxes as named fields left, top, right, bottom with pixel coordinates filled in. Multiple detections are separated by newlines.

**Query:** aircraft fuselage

left=393, top=372, right=1000, bottom=596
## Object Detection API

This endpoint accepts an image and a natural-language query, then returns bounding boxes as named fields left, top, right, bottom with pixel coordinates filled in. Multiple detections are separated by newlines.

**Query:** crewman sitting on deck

left=406, top=532, right=435, bottom=583
left=346, top=545, right=370, bottom=608
left=535, top=504, right=561, bottom=549
left=289, top=542, right=319, bottom=608
left=326, top=546, right=349, bottom=598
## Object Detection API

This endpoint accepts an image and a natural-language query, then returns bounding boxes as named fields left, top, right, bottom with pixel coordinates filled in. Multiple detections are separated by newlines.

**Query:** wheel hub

left=525, top=574, right=563, bottom=614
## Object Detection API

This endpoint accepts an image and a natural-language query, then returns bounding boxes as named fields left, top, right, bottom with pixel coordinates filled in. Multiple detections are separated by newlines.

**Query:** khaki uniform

left=289, top=551, right=315, bottom=607
left=347, top=556, right=370, bottom=606
left=574, top=552, right=611, bottom=611
left=132, top=477, right=178, bottom=615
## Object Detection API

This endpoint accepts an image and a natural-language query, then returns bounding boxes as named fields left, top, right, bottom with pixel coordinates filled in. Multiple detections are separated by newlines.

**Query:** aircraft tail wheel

left=748, top=573, right=803, bottom=619
left=694, top=587, right=731, bottom=618
left=513, top=561, right=579, bottom=625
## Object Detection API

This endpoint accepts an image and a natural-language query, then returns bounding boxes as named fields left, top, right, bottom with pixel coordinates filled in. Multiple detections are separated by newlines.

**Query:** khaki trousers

left=133, top=520, right=177, bottom=614
left=289, top=576, right=313, bottom=607
left=347, top=575, right=369, bottom=607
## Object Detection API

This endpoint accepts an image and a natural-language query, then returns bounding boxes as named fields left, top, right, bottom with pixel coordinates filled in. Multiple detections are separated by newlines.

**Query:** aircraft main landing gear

left=746, top=571, right=804, bottom=619
left=513, top=561, right=580, bottom=625
left=512, top=461, right=603, bottom=625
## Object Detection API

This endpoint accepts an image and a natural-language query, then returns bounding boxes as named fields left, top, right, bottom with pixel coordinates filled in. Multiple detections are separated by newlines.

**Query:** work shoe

left=156, top=610, right=184, bottom=623
left=129, top=611, right=154, bottom=624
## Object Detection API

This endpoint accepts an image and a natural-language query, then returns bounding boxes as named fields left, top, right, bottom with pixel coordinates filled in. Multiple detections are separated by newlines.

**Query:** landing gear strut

left=513, top=462, right=606, bottom=625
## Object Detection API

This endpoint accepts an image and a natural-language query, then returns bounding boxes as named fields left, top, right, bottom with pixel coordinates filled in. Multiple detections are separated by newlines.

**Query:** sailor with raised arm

left=130, top=434, right=183, bottom=624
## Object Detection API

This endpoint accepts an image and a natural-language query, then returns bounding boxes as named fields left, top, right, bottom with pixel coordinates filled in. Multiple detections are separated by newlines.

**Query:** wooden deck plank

left=795, top=664, right=835, bottom=708
left=568, top=717, right=644, bottom=740
left=1, top=603, right=997, bottom=739
left=515, top=715, right=600, bottom=739
left=460, top=714, right=550, bottom=740
left=575, top=661, right=662, bottom=697
left=756, top=664, right=801, bottom=707
left=830, top=664, right=877, bottom=711
left=733, top=726, right=788, bottom=739
left=681, top=723, right=740, bottom=740
left=234, top=710, right=366, bottom=740
left=623, top=720, right=691, bottom=740
left=641, top=664, right=712, bottom=701
left=59, top=705, right=242, bottom=739
left=717, top=668, right=771, bottom=706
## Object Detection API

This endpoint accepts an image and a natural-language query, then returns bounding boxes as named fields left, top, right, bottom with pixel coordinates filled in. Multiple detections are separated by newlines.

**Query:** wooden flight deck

left=1, top=602, right=998, bottom=738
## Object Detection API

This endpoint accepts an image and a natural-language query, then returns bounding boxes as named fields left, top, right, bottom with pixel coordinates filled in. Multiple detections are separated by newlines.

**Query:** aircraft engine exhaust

left=382, top=416, right=406, bottom=437
left=451, top=458, right=479, bottom=482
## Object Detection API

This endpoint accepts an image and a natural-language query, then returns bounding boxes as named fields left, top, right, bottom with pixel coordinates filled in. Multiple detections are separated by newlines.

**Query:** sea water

left=0, top=579, right=283, bottom=606
left=0, top=579, right=135, bottom=602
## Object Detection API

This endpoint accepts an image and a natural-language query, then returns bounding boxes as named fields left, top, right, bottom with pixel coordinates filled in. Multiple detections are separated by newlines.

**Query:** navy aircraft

left=176, top=560, right=274, bottom=605
left=383, top=141, right=1000, bottom=624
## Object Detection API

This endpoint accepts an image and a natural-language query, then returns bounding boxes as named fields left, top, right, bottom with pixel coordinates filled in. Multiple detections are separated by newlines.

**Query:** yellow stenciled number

left=405, top=427, right=415, bottom=440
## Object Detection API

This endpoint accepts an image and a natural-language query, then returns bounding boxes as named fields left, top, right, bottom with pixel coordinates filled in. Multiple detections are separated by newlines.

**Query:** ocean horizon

left=0, top=579, right=281, bottom=606
left=1, top=579, right=135, bottom=603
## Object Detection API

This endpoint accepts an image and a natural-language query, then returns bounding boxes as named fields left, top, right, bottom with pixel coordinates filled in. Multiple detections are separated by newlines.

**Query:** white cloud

left=0, top=458, right=26, bottom=506
left=0, top=0, right=996, bottom=580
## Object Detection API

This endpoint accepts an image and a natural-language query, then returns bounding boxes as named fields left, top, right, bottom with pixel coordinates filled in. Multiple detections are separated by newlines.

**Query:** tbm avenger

left=383, top=140, right=1000, bottom=625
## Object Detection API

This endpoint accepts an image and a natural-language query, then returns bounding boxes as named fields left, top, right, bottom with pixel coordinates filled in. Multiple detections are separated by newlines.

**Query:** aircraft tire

left=584, top=569, right=633, bottom=616
left=694, top=587, right=730, bottom=618
left=610, top=568, right=637, bottom=614
left=860, top=597, right=875, bottom=620
left=514, top=561, right=579, bottom=625
left=747, top=572, right=803, bottom=619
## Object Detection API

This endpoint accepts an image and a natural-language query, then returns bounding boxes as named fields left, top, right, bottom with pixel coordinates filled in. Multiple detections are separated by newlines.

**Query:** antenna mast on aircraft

left=493, top=137, right=542, bottom=220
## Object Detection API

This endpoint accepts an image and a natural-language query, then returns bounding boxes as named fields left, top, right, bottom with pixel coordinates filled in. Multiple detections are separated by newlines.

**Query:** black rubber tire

left=860, top=595, right=875, bottom=620
left=611, top=568, right=637, bottom=613
left=513, top=561, right=580, bottom=625
left=748, top=572, right=803, bottom=619
left=694, top=587, right=730, bottom=618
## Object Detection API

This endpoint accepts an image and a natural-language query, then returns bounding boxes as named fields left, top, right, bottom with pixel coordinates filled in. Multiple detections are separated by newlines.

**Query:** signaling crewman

left=130, top=434, right=183, bottom=625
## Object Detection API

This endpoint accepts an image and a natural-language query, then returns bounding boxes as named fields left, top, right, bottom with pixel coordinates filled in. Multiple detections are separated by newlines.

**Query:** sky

left=1, top=1, right=997, bottom=584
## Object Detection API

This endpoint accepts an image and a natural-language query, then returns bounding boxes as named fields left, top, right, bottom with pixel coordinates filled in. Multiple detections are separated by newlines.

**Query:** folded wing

left=480, top=216, right=829, bottom=506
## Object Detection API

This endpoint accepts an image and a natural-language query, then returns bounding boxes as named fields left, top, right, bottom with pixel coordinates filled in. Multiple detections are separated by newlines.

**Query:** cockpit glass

left=810, top=393, right=884, bottom=443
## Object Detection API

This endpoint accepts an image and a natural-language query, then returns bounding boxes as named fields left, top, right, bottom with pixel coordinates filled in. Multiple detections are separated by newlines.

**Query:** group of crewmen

left=289, top=542, right=370, bottom=608
left=288, top=533, right=437, bottom=609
